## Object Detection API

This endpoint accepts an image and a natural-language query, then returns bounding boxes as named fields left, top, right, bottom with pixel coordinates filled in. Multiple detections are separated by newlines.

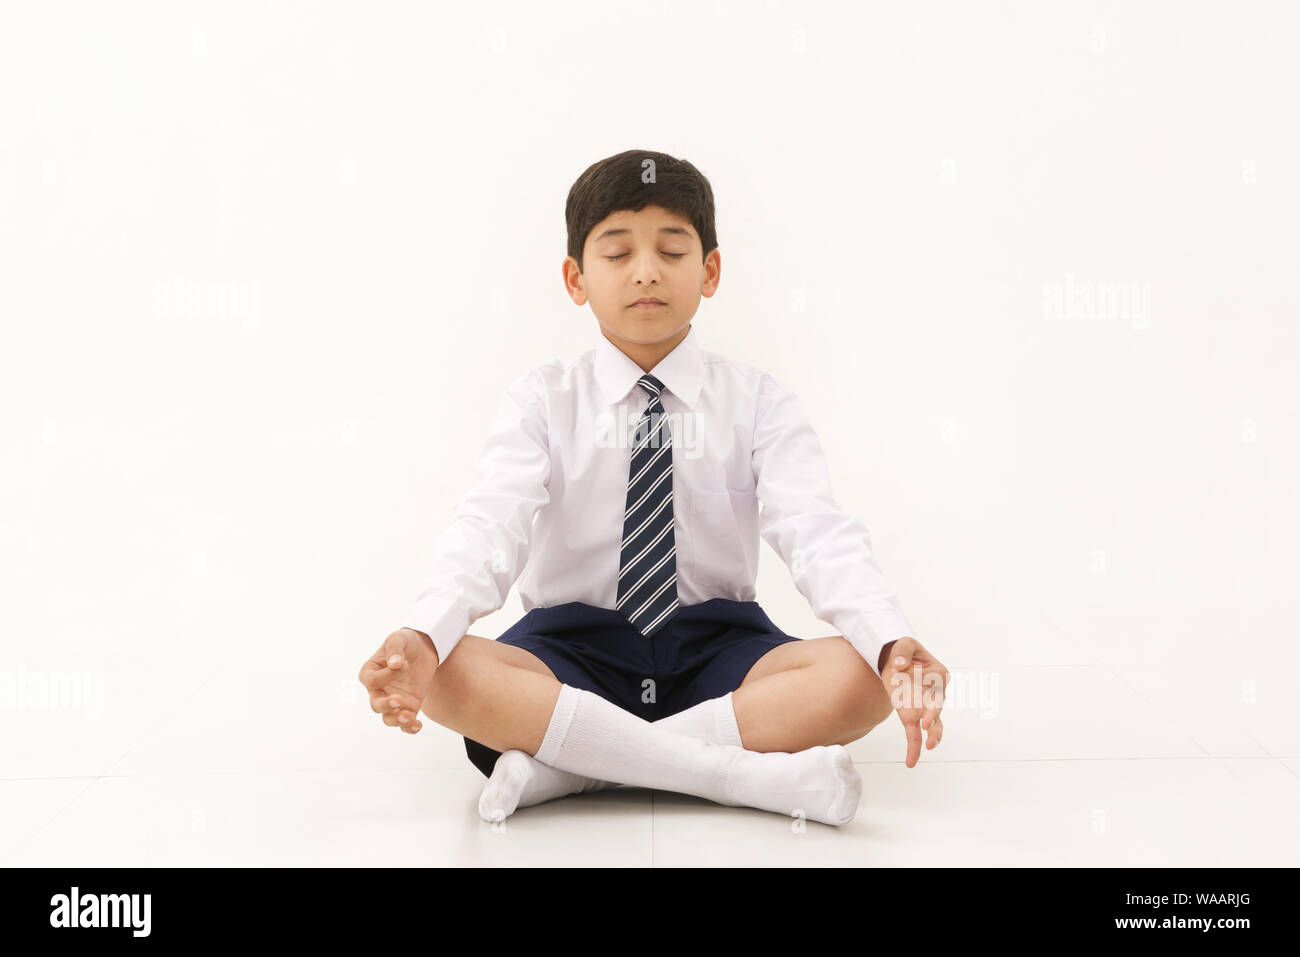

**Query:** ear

left=562, top=255, right=588, bottom=306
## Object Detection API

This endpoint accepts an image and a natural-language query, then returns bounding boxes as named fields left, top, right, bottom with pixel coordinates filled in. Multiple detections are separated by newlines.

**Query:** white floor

left=3, top=606, right=1298, bottom=867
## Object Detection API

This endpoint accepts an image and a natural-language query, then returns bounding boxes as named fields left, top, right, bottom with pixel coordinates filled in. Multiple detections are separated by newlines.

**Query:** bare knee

left=419, top=634, right=491, bottom=724
left=822, top=636, right=893, bottom=737
left=418, top=635, right=560, bottom=753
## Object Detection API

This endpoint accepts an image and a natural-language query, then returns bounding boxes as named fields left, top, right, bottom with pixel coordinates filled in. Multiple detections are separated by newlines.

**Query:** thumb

left=384, top=631, right=408, bottom=669
left=889, top=653, right=919, bottom=676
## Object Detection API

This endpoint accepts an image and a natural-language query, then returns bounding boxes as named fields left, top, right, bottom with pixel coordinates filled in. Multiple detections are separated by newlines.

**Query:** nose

left=631, top=249, right=662, bottom=287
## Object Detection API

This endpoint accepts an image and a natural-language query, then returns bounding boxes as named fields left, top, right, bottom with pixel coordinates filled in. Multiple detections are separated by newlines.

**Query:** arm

left=400, top=369, right=551, bottom=667
left=751, top=372, right=915, bottom=679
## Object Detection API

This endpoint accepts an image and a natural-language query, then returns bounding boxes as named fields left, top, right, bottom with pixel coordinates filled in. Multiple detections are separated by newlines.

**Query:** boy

left=359, top=150, right=948, bottom=826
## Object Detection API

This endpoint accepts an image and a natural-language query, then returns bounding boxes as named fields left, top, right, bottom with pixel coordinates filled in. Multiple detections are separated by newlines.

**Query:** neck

left=603, top=324, right=690, bottom=373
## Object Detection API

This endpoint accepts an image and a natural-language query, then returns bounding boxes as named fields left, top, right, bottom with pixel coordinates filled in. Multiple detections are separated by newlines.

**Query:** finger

left=359, top=655, right=403, bottom=690
left=898, top=637, right=933, bottom=662
left=887, top=672, right=922, bottom=713
left=903, top=716, right=922, bottom=768
left=397, top=708, right=422, bottom=733
left=920, top=693, right=945, bottom=731
left=382, top=708, right=423, bottom=731
left=893, top=641, right=927, bottom=662
left=924, top=715, right=943, bottom=749
left=884, top=655, right=911, bottom=691
left=369, top=689, right=421, bottom=715
left=887, top=663, right=925, bottom=712
left=358, top=633, right=413, bottom=688
left=889, top=655, right=926, bottom=688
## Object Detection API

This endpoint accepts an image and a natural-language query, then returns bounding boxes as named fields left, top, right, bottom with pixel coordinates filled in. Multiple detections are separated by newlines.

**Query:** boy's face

left=563, top=204, right=720, bottom=349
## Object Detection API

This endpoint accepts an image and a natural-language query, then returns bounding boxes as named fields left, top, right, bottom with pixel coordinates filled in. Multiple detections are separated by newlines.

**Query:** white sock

left=477, top=693, right=742, bottom=822
left=531, top=684, right=860, bottom=826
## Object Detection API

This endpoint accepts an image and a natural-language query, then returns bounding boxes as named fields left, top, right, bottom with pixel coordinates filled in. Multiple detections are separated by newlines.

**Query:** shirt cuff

left=840, top=608, right=916, bottom=679
left=400, top=592, right=471, bottom=669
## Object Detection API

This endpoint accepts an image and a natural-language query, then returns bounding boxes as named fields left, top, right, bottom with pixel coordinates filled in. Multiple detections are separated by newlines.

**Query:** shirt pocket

left=685, top=485, right=746, bottom=588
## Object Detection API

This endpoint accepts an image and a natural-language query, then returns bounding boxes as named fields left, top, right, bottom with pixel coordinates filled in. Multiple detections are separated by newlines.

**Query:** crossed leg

left=733, top=635, right=895, bottom=752
left=419, top=632, right=892, bottom=757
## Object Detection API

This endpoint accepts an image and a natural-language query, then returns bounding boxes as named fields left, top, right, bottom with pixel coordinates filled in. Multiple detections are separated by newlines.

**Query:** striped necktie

left=616, top=373, right=679, bottom=637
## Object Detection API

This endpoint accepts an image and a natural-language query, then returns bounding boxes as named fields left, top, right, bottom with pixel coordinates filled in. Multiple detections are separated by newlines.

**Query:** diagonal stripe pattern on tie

left=616, top=373, right=679, bottom=638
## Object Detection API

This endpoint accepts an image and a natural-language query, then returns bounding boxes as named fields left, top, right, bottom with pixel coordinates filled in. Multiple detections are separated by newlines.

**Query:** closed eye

left=606, top=253, right=687, bottom=261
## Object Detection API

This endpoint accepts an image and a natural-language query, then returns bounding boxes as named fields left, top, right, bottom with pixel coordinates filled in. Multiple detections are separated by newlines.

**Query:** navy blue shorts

left=463, top=597, right=801, bottom=777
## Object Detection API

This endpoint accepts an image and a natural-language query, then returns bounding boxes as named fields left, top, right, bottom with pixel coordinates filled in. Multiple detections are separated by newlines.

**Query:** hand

left=879, top=636, right=948, bottom=768
left=358, top=627, right=440, bottom=735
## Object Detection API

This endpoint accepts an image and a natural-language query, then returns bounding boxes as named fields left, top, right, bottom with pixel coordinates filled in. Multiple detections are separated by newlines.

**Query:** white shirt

left=401, top=324, right=915, bottom=677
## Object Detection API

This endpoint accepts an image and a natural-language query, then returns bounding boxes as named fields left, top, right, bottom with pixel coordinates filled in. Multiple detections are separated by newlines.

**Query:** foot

left=477, top=749, right=617, bottom=822
left=722, top=744, right=863, bottom=826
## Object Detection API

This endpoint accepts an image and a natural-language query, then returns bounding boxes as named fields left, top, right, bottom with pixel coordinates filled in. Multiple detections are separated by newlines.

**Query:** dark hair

left=565, top=149, right=718, bottom=273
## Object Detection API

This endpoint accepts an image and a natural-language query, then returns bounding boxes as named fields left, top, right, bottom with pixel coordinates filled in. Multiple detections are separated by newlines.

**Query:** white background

left=1, top=1, right=1297, bottom=865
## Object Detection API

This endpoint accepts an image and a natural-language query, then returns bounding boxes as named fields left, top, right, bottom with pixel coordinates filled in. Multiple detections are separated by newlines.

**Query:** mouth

left=630, top=298, right=666, bottom=308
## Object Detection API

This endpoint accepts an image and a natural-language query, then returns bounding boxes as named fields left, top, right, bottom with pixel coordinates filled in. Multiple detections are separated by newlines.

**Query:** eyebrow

left=593, top=226, right=693, bottom=243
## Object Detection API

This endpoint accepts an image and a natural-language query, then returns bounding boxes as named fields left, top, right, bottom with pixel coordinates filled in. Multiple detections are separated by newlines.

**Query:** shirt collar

left=594, top=324, right=704, bottom=409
